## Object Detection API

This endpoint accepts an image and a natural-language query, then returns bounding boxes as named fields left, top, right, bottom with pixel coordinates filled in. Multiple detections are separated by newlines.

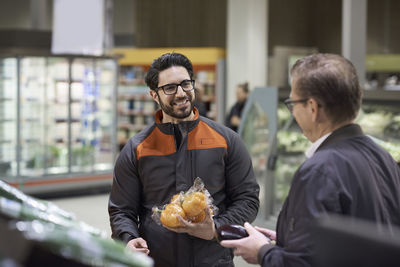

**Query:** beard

left=158, top=92, right=194, bottom=119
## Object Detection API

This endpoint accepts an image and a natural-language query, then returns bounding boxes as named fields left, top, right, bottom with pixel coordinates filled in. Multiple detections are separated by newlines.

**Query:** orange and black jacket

left=109, top=108, right=260, bottom=267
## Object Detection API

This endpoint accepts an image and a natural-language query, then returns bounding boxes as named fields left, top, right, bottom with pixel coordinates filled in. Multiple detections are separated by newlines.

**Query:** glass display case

left=238, top=87, right=278, bottom=219
left=273, top=105, right=309, bottom=213
left=240, top=87, right=400, bottom=222
left=0, top=58, right=17, bottom=177
left=0, top=55, right=118, bottom=195
left=356, top=90, right=400, bottom=163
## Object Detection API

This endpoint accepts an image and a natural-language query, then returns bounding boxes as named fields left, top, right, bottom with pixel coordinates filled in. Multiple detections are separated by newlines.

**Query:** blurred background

left=0, top=0, right=400, bottom=266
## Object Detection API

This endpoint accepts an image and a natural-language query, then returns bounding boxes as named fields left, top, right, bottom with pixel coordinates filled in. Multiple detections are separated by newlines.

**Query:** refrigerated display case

left=0, top=58, right=17, bottom=177
left=356, top=90, right=400, bottom=163
left=238, top=87, right=278, bottom=219
left=0, top=55, right=118, bottom=195
left=240, top=87, right=400, bottom=222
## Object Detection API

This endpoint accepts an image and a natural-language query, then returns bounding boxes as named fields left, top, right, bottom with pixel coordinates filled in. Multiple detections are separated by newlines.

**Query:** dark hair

left=290, top=53, right=362, bottom=123
left=238, top=82, right=249, bottom=94
left=145, top=52, right=194, bottom=90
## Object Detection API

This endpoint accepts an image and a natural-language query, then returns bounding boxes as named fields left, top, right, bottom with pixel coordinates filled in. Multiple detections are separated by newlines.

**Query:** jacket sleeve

left=213, top=132, right=260, bottom=228
left=259, top=166, right=341, bottom=267
left=108, top=140, right=142, bottom=242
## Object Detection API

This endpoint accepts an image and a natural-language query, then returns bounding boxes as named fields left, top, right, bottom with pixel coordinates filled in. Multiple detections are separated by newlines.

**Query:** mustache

left=171, top=94, right=192, bottom=104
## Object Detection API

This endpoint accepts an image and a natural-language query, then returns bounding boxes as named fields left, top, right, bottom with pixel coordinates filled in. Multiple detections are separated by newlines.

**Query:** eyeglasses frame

left=156, top=79, right=196, bottom=95
left=284, top=98, right=309, bottom=112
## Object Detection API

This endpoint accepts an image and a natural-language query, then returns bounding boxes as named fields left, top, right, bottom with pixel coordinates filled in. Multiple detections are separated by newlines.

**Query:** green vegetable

left=0, top=180, right=153, bottom=267
left=11, top=220, right=153, bottom=267
left=0, top=180, right=75, bottom=221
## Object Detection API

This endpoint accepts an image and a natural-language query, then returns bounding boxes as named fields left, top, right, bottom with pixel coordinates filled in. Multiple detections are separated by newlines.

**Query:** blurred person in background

left=108, top=52, right=259, bottom=267
left=220, top=53, right=400, bottom=267
left=193, top=83, right=208, bottom=117
left=225, top=82, right=249, bottom=132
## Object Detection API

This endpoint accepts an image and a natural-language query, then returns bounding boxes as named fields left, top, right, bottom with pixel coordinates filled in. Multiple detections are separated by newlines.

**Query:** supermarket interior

left=1, top=0, right=400, bottom=266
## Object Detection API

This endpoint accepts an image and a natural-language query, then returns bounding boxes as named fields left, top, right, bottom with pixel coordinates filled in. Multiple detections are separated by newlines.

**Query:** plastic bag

left=151, top=177, right=218, bottom=227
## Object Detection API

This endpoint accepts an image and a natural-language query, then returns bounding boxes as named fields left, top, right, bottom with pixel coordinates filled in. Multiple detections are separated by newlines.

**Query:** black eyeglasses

left=284, top=98, right=309, bottom=113
left=156, top=79, right=195, bottom=95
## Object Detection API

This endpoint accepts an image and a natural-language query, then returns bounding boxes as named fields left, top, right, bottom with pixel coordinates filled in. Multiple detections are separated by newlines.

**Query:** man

left=220, top=53, right=400, bottom=266
left=108, top=52, right=260, bottom=267
left=225, top=82, right=249, bottom=132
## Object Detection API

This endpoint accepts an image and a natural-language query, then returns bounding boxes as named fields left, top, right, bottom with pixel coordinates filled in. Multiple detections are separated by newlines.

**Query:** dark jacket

left=225, top=100, right=246, bottom=132
left=259, top=124, right=400, bottom=267
left=109, top=108, right=260, bottom=267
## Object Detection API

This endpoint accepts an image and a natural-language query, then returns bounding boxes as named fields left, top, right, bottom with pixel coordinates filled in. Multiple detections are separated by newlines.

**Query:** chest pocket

left=191, top=148, right=226, bottom=194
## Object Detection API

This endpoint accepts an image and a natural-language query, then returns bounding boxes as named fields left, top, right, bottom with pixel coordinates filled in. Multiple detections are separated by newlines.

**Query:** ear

left=308, top=98, right=320, bottom=122
left=149, top=90, right=159, bottom=105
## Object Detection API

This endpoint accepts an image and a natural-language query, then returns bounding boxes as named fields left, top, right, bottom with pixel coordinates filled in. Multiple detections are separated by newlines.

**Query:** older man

left=221, top=53, right=400, bottom=267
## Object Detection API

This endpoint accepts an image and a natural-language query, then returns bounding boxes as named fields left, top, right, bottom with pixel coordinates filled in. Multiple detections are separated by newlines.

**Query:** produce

left=152, top=177, right=217, bottom=227
left=356, top=110, right=392, bottom=138
left=0, top=196, right=104, bottom=237
left=0, top=180, right=153, bottom=267
left=171, top=194, right=179, bottom=203
left=216, top=224, right=249, bottom=242
left=384, top=115, right=400, bottom=140
left=171, top=192, right=185, bottom=206
left=0, top=180, right=75, bottom=221
left=182, top=192, right=207, bottom=217
left=278, top=105, right=291, bottom=128
left=9, top=220, right=153, bottom=267
left=368, top=135, right=400, bottom=162
left=160, top=203, right=186, bottom=228
left=277, top=131, right=310, bottom=153
left=190, top=210, right=206, bottom=223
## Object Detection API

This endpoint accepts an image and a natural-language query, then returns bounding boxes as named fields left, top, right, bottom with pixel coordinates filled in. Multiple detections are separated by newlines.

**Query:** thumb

left=138, top=238, right=148, bottom=248
left=243, top=222, right=257, bottom=235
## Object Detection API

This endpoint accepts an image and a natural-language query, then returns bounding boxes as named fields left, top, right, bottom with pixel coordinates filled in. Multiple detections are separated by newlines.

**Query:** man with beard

left=108, top=52, right=260, bottom=267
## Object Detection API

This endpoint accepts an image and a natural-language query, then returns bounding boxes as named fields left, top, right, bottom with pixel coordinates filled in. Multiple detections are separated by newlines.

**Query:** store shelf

left=118, top=109, right=154, bottom=116
left=118, top=123, right=148, bottom=131
left=54, top=118, right=81, bottom=123
left=365, top=54, right=400, bottom=91
left=363, top=89, right=400, bottom=103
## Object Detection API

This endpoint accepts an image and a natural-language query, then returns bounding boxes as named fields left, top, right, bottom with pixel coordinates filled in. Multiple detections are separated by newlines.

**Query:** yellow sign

left=111, top=47, right=225, bottom=66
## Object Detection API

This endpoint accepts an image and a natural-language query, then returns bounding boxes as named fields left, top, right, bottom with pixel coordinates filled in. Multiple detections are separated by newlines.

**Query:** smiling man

left=108, top=52, right=260, bottom=267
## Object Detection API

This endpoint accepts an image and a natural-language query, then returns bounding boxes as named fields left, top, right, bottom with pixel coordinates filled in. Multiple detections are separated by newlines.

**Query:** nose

left=175, top=85, right=186, bottom=97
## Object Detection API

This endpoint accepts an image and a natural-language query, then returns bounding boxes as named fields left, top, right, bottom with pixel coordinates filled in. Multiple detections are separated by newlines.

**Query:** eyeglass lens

left=162, top=80, right=194, bottom=95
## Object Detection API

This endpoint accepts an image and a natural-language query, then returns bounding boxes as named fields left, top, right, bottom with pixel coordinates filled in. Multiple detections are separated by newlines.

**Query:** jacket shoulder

left=189, top=117, right=241, bottom=149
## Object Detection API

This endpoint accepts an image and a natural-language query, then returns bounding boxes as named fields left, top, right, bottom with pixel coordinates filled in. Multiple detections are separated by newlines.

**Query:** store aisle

left=51, top=193, right=112, bottom=238
left=50, top=193, right=255, bottom=267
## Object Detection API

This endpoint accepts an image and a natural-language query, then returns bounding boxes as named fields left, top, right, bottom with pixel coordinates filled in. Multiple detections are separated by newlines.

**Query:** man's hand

left=255, top=226, right=276, bottom=241
left=220, top=222, right=272, bottom=264
left=165, top=208, right=216, bottom=240
left=126, top=237, right=150, bottom=255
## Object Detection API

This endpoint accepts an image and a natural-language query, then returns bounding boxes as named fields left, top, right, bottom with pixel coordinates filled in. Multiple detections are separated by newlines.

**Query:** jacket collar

left=154, top=107, right=200, bottom=135
left=317, top=123, right=364, bottom=152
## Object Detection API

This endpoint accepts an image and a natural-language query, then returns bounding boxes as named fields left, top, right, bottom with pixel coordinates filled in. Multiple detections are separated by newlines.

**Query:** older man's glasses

left=156, top=79, right=195, bottom=95
left=284, top=98, right=309, bottom=113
